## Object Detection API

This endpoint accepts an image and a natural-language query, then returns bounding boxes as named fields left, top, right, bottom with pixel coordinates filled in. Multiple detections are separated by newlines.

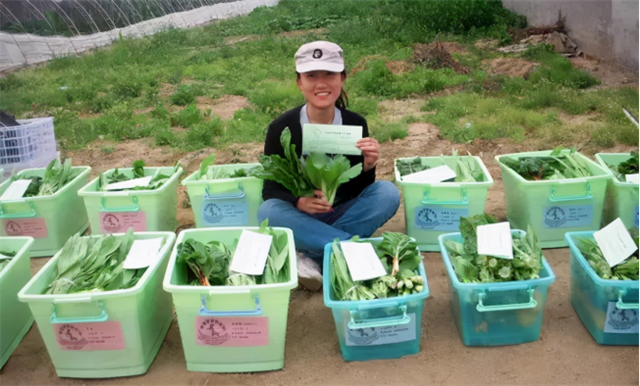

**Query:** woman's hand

left=296, top=190, right=333, bottom=214
left=356, top=137, right=380, bottom=172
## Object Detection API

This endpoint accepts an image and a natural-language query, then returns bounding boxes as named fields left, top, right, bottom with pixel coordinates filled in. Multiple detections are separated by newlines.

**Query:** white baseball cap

left=294, top=41, right=345, bottom=73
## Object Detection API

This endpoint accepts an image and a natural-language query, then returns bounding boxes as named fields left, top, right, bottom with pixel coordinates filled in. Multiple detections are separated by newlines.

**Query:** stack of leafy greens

left=576, top=231, right=639, bottom=280
left=606, top=151, right=639, bottom=182
left=500, top=147, right=591, bottom=181
left=330, top=232, right=425, bottom=301
left=0, top=250, right=17, bottom=273
left=177, top=219, right=289, bottom=286
left=256, top=128, right=362, bottom=205
left=9, top=158, right=77, bottom=197
left=395, top=150, right=484, bottom=182
left=98, top=160, right=180, bottom=191
left=443, top=214, right=543, bottom=283
left=195, top=153, right=263, bottom=180
left=45, top=229, right=158, bottom=294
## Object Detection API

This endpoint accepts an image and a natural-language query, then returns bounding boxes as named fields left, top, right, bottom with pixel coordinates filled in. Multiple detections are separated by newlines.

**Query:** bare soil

left=1, top=57, right=638, bottom=386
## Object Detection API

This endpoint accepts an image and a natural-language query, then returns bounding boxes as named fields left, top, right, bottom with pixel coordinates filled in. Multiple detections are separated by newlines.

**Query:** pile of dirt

left=412, top=42, right=469, bottom=74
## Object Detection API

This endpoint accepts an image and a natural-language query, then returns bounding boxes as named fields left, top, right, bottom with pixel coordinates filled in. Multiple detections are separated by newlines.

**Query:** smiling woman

left=257, top=40, right=401, bottom=291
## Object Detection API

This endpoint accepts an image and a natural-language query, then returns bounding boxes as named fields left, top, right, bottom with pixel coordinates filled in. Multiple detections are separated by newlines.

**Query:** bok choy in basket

left=195, top=153, right=263, bottom=180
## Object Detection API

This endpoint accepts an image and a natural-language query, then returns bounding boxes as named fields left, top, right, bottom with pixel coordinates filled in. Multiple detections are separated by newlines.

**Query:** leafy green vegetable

left=0, top=250, right=17, bottom=274
left=45, top=229, right=157, bottom=294
left=444, top=214, right=543, bottom=283
left=501, top=147, right=591, bottom=181
left=576, top=231, right=639, bottom=280
left=607, top=151, right=639, bottom=182
left=98, top=160, right=180, bottom=191
left=330, top=232, right=425, bottom=301
left=177, top=219, right=290, bottom=286
left=257, top=128, right=363, bottom=204
left=303, top=152, right=362, bottom=205
left=10, top=158, right=78, bottom=197
left=396, top=157, right=429, bottom=177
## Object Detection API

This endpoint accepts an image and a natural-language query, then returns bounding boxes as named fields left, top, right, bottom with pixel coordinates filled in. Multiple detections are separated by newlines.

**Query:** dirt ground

left=2, top=55, right=639, bottom=386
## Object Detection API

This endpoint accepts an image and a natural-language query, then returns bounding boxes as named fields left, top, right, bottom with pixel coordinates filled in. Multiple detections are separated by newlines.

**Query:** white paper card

left=401, top=165, right=456, bottom=183
left=477, top=222, right=513, bottom=259
left=123, top=238, right=164, bottom=269
left=0, top=179, right=31, bottom=200
left=230, top=230, right=273, bottom=275
left=302, top=124, right=362, bottom=155
left=625, top=174, right=639, bottom=184
left=339, top=241, right=387, bottom=281
left=104, top=176, right=152, bottom=191
left=593, top=218, right=638, bottom=267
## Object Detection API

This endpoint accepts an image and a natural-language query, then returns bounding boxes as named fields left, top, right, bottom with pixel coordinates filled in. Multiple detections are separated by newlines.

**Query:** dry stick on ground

left=412, top=42, right=469, bottom=74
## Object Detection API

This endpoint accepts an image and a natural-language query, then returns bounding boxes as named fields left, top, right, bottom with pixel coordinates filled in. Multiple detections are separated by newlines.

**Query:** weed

left=101, top=146, right=116, bottom=154
left=170, top=84, right=197, bottom=106
left=171, top=104, right=202, bottom=128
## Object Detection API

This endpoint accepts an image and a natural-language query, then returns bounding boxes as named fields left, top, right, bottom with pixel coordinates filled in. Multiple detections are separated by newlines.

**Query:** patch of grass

left=220, top=107, right=272, bottom=145
left=170, top=104, right=202, bottom=128
left=101, top=146, right=116, bottom=154
left=183, top=119, right=223, bottom=149
left=369, top=121, right=408, bottom=143
left=170, top=84, right=201, bottom=106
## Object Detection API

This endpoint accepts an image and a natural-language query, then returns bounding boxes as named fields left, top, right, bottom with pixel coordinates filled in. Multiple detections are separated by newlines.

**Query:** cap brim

left=296, top=62, right=344, bottom=73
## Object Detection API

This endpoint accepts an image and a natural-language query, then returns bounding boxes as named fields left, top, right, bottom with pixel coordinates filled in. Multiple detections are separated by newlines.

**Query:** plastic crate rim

left=564, top=231, right=640, bottom=289
left=181, top=163, right=262, bottom=187
left=77, top=166, right=183, bottom=197
left=322, top=238, right=430, bottom=310
left=594, top=153, right=639, bottom=188
left=17, top=231, right=177, bottom=304
left=437, top=230, right=556, bottom=290
left=0, top=166, right=91, bottom=202
left=394, top=155, right=494, bottom=187
left=162, top=226, right=299, bottom=294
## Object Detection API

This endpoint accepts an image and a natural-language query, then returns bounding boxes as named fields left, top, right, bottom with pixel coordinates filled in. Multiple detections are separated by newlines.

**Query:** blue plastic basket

left=438, top=230, right=556, bottom=346
left=322, top=238, right=430, bottom=361
left=565, top=231, right=639, bottom=345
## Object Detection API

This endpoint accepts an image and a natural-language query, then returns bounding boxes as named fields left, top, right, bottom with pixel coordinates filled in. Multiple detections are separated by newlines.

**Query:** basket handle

left=100, top=195, right=140, bottom=212
left=50, top=301, right=109, bottom=324
left=421, top=188, right=469, bottom=205
left=203, top=184, right=245, bottom=200
left=476, top=288, right=537, bottom=313
left=549, top=182, right=592, bottom=202
left=0, top=201, right=37, bottom=219
left=348, top=304, right=410, bottom=329
left=616, top=289, right=639, bottom=310
left=198, top=294, right=263, bottom=317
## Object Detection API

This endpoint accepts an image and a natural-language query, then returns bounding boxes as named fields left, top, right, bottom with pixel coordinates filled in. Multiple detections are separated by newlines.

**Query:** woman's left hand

left=356, top=137, right=380, bottom=172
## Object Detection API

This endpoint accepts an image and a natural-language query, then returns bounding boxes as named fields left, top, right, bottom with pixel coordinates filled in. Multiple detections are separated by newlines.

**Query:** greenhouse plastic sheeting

left=0, top=0, right=278, bottom=72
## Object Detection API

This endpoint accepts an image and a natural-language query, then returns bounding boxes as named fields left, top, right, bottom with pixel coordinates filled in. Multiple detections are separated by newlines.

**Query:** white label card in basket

left=401, top=165, right=456, bottom=183
left=625, top=174, right=639, bottom=184
left=339, top=241, right=387, bottom=281
left=123, top=238, right=164, bottom=270
left=103, top=176, right=152, bottom=191
left=477, top=222, right=513, bottom=260
left=0, top=179, right=31, bottom=200
left=593, top=218, right=638, bottom=267
left=230, top=230, right=273, bottom=275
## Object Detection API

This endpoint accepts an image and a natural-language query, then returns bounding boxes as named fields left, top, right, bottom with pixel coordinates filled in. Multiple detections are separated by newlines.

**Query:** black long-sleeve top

left=261, top=106, right=376, bottom=206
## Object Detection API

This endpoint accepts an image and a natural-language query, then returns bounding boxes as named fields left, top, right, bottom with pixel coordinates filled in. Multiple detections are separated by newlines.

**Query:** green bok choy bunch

left=98, top=160, right=180, bottom=191
left=396, top=150, right=484, bottom=182
left=9, top=158, right=77, bottom=197
left=575, top=231, right=639, bottom=280
left=195, top=153, right=263, bottom=180
left=500, top=147, right=591, bottom=181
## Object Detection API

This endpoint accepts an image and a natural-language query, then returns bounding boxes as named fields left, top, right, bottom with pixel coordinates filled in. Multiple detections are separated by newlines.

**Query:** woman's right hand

left=296, top=190, right=333, bottom=214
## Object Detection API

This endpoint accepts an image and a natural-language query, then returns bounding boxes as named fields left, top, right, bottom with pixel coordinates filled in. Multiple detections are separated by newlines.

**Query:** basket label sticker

left=54, top=321, right=125, bottom=351
left=634, top=206, right=639, bottom=228
left=414, top=206, right=468, bottom=231
left=99, top=211, right=147, bottom=233
left=3, top=218, right=48, bottom=238
left=542, top=205, right=593, bottom=228
left=604, top=302, right=639, bottom=334
left=194, top=316, right=269, bottom=347
left=345, top=313, right=416, bottom=346
left=201, top=197, right=248, bottom=226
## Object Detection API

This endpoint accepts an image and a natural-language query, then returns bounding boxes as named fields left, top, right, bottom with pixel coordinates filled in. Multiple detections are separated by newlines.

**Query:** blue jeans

left=257, top=181, right=400, bottom=265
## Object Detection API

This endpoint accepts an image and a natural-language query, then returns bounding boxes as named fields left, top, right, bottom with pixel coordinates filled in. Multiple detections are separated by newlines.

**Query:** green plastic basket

left=0, top=166, right=91, bottom=257
left=163, top=227, right=297, bottom=373
left=394, top=156, right=494, bottom=251
left=0, top=236, right=34, bottom=368
left=17, top=232, right=176, bottom=378
left=594, top=153, right=639, bottom=230
left=182, top=164, right=264, bottom=228
left=78, top=167, right=183, bottom=234
left=495, top=150, right=610, bottom=248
